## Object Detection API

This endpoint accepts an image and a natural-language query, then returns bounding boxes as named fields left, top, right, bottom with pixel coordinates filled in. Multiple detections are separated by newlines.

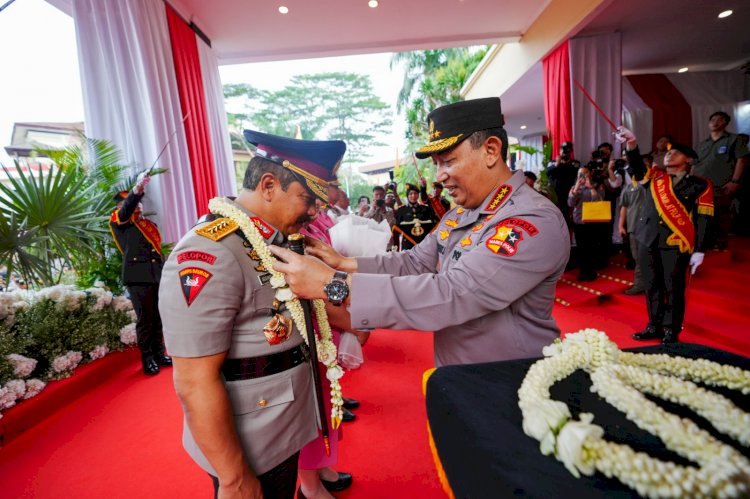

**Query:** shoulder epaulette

left=195, top=217, right=239, bottom=241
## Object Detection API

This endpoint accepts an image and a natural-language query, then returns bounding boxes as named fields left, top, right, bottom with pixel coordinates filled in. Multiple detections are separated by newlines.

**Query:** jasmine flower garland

left=518, top=329, right=750, bottom=498
left=208, top=198, right=344, bottom=428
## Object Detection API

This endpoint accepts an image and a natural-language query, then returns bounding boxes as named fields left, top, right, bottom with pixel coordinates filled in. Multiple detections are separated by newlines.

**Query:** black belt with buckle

left=221, top=344, right=309, bottom=381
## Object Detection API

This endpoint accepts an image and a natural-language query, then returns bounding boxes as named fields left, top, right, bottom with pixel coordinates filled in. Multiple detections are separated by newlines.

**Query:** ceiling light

left=520, top=125, right=527, bottom=130
left=718, top=10, right=733, bottom=18
left=278, top=5, right=289, bottom=14
left=678, top=67, right=689, bottom=73
left=368, top=0, right=379, bottom=7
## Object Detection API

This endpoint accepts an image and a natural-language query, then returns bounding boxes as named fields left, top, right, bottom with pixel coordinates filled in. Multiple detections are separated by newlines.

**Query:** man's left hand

left=723, top=181, right=740, bottom=196
left=269, top=245, right=332, bottom=300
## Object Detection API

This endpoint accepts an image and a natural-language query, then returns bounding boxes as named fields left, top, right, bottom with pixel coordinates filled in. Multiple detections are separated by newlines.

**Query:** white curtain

left=569, top=33, right=622, bottom=162
left=667, top=71, right=750, bottom=146
left=621, top=77, right=653, bottom=151
left=197, top=39, right=237, bottom=197
left=72, top=0, right=195, bottom=243
left=519, top=134, right=545, bottom=173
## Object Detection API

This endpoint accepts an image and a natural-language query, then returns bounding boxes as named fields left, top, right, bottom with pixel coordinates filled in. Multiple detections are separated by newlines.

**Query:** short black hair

left=709, top=111, right=731, bottom=124
left=372, top=185, right=386, bottom=193
left=658, top=134, right=674, bottom=143
left=243, top=156, right=298, bottom=190
left=468, top=127, right=509, bottom=162
left=523, top=171, right=538, bottom=181
left=597, top=142, right=613, bottom=151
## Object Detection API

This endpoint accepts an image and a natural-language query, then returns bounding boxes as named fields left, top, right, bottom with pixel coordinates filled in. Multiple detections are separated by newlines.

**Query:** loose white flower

left=555, top=413, right=603, bottom=478
left=326, top=365, right=344, bottom=381
left=521, top=399, right=570, bottom=441
left=274, top=287, right=296, bottom=302
left=270, top=274, right=286, bottom=289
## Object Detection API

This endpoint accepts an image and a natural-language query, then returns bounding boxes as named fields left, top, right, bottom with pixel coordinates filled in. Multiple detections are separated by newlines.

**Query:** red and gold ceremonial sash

left=109, top=211, right=162, bottom=255
left=649, top=172, right=694, bottom=253
left=429, top=195, right=447, bottom=219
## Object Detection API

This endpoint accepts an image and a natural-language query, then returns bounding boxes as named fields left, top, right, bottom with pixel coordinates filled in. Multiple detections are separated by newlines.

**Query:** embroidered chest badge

left=460, top=235, right=473, bottom=247
left=179, top=267, right=213, bottom=306
left=439, top=229, right=450, bottom=240
left=485, top=217, right=539, bottom=257
left=444, top=218, right=459, bottom=228
left=472, top=223, right=485, bottom=232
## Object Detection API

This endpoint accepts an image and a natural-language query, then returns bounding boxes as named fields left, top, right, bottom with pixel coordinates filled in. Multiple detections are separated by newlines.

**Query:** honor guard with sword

left=159, top=130, right=347, bottom=499
left=392, top=182, right=438, bottom=251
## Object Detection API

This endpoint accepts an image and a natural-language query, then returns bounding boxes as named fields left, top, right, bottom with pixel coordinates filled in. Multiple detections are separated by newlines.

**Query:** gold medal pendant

left=264, top=313, right=293, bottom=345
left=411, top=221, right=424, bottom=237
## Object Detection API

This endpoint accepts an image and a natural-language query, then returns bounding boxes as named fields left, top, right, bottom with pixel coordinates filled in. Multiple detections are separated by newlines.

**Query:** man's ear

left=258, top=172, right=278, bottom=201
left=483, top=135, right=503, bottom=167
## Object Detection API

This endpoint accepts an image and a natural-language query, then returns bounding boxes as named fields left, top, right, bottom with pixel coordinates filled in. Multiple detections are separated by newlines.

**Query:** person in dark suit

left=109, top=173, right=171, bottom=375
left=617, top=127, right=714, bottom=344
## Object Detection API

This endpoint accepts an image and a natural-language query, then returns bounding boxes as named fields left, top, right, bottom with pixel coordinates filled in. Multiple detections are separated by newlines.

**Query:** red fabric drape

left=166, top=5, right=217, bottom=217
left=543, top=42, right=574, bottom=159
left=626, top=74, right=692, bottom=150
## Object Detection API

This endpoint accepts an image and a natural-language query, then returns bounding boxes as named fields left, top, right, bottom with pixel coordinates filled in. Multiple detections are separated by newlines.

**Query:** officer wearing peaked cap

left=159, top=130, right=346, bottom=498
left=270, top=97, right=571, bottom=368
left=110, top=175, right=171, bottom=376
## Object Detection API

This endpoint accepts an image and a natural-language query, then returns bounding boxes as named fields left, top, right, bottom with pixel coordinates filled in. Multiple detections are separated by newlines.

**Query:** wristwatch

left=323, top=271, right=349, bottom=306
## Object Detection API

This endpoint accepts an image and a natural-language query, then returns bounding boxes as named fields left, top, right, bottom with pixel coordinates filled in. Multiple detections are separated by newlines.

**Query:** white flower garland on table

left=208, top=197, right=344, bottom=428
left=518, top=329, right=750, bottom=498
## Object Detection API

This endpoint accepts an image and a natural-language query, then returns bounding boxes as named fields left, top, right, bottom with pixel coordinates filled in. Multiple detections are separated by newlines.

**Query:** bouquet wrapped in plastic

left=328, top=214, right=391, bottom=257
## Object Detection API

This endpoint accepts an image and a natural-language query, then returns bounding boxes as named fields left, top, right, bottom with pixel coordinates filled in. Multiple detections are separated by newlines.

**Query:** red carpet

left=1, top=237, right=748, bottom=497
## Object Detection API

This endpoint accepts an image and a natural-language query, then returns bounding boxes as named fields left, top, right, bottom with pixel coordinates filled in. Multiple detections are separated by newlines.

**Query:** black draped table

left=425, top=343, right=750, bottom=498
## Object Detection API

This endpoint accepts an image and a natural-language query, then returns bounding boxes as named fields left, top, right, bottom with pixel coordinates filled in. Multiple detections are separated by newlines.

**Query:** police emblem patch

left=485, top=218, right=538, bottom=257
left=179, top=267, right=213, bottom=306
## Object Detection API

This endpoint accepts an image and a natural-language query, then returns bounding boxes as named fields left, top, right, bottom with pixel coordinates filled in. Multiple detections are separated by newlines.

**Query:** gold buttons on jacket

left=258, top=399, right=267, bottom=407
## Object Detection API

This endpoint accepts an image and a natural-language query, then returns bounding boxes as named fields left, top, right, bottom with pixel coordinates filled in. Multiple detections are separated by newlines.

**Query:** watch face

left=325, top=279, right=349, bottom=304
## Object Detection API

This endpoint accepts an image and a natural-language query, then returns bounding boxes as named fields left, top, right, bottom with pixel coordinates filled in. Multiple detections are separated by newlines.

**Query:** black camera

left=376, top=199, right=385, bottom=208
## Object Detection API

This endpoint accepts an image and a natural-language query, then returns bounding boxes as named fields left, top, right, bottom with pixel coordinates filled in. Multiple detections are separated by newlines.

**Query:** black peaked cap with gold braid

left=415, top=97, right=504, bottom=159
left=243, top=129, right=346, bottom=203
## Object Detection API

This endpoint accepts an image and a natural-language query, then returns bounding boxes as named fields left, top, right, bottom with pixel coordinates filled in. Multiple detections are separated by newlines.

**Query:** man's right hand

left=615, top=126, right=637, bottom=149
left=133, top=172, right=151, bottom=194
left=217, top=472, right=263, bottom=499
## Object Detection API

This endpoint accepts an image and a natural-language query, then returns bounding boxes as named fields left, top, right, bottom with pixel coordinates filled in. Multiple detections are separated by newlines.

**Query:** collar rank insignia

left=456, top=207, right=465, bottom=214
left=439, top=229, right=450, bottom=240
left=472, top=223, right=485, bottom=232
left=485, top=217, right=539, bottom=257
left=460, top=235, right=473, bottom=247
left=195, top=218, right=239, bottom=241
left=444, top=218, right=459, bottom=228
left=250, top=217, right=275, bottom=240
left=483, top=185, right=512, bottom=212
left=179, top=267, right=212, bottom=306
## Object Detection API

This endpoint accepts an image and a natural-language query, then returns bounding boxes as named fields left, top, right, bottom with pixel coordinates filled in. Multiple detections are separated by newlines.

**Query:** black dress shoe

left=154, top=353, right=173, bottom=367
left=342, top=407, right=356, bottom=423
left=142, top=356, right=160, bottom=375
left=632, top=324, right=663, bottom=341
left=661, top=327, right=679, bottom=344
left=321, top=471, right=353, bottom=492
left=342, top=397, right=359, bottom=410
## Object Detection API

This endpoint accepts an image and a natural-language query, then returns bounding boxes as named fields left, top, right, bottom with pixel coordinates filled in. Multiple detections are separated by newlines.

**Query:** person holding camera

left=364, top=185, right=396, bottom=227
left=547, top=141, right=580, bottom=230
left=568, top=164, right=607, bottom=281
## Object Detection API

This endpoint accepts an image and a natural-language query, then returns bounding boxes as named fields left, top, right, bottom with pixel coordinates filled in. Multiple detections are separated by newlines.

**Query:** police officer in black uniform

left=392, top=181, right=438, bottom=251
left=110, top=173, right=171, bottom=375
left=618, top=128, right=714, bottom=344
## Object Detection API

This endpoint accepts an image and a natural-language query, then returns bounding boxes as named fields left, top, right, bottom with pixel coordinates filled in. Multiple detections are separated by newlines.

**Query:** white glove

left=614, top=126, right=636, bottom=145
left=689, top=252, right=704, bottom=275
left=133, top=172, right=151, bottom=194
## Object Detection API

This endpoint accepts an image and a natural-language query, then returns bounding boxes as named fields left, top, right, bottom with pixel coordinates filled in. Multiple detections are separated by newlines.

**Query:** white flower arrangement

left=118, top=323, right=137, bottom=345
left=6, top=354, right=37, bottom=378
left=89, top=344, right=110, bottom=360
left=518, top=329, right=750, bottom=498
left=23, top=379, right=45, bottom=399
left=51, top=351, right=83, bottom=374
left=208, top=197, right=345, bottom=428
